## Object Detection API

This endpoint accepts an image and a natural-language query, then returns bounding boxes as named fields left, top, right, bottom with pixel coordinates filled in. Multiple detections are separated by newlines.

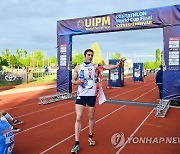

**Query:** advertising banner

left=163, top=25, right=180, bottom=100
left=57, top=5, right=180, bottom=35
left=108, top=59, right=124, bottom=87
left=57, top=35, right=72, bottom=92
left=133, top=63, right=143, bottom=82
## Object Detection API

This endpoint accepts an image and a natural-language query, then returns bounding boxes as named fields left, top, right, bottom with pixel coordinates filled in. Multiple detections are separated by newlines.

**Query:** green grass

left=31, top=74, right=56, bottom=83
left=0, top=82, right=22, bottom=86
left=0, top=74, right=56, bottom=86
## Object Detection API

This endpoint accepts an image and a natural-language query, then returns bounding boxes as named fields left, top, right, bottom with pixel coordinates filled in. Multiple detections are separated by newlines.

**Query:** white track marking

left=6, top=83, right=153, bottom=118
left=4, top=82, right=153, bottom=111
left=39, top=87, right=156, bottom=153
left=14, top=101, right=73, bottom=118
left=115, top=109, right=155, bottom=154
left=39, top=105, right=126, bottom=154
left=14, top=111, right=75, bottom=136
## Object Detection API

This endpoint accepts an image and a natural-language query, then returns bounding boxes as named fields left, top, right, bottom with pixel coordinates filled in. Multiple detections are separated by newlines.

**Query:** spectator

left=155, top=65, right=163, bottom=99
left=143, top=68, right=147, bottom=83
left=44, top=66, right=49, bottom=75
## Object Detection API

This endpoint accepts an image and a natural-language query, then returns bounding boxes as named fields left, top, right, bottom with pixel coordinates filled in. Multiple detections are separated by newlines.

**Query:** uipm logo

left=77, top=16, right=111, bottom=30
left=84, top=16, right=111, bottom=28
left=77, top=20, right=84, bottom=28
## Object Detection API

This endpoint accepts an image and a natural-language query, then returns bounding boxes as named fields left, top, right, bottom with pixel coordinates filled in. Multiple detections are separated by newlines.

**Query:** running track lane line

left=14, top=101, right=74, bottom=118
left=39, top=86, right=156, bottom=154
left=115, top=108, right=155, bottom=154
left=14, top=111, right=75, bottom=136
left=13, top=84, right=156, bottom=137
left=111, top=86, right=156, bottom=100
left=114, top=87, right=156, bottom=153
left=6, top=82, right=153, bottom=111
left=39, top=105, right=126, bottom=154
left=12, top=83, right=153, bottom=118
left=15, top=85, right=155, bottom=139
left=133, top=87, right=156, bottom=101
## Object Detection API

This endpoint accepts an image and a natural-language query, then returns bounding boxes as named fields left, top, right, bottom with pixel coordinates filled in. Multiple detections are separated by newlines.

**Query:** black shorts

left=76, top=96, right=96, bottom=107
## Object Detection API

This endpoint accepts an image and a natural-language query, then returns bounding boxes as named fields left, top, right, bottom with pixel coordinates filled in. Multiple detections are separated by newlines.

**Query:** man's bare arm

left=103, top=64, right=118, bottom=70
left=101, top=58, right=126, bottom=70
left=71, top=65, right=83, bottom=85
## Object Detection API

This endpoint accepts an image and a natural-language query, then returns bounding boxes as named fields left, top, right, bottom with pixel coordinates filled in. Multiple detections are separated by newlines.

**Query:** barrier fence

left=0, top=69, right=57, bottom=84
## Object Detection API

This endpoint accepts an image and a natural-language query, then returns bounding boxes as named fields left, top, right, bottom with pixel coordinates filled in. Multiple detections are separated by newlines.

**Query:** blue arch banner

left=58, top=5, right=180, bottom=35
left=57, top=5, right=180, bottom=100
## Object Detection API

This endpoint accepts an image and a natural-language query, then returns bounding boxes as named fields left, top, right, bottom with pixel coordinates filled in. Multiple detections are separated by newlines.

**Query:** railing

left=38, top=91, right=77, bottom=105
left=0, top=69, right=57, bottom=84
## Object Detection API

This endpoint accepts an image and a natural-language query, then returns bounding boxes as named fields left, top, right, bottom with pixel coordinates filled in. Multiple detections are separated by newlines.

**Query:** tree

left=0, top=56, right=8, bottom=67
left=2, top=49, right=11, bottom=66
left=161, top=50, right=164, bottom=64
left=110, top=53, right=122, bottom=59
left=9, top=55, right=18, bottom=67
left=15, top=49, right=23, bottom=67
left=0, top=56, right=3, bottom=71
left=72, top=50, right=84, bottom=68
left=155, top=48, right=164, bottom=67
left=49, top=56, right=57, bottom=67
left=144, top=61, right=160, bottom=69
left=23, top=55, right=31, bottom=67
left=90, top=42, right=105, bottom=64
left=156, top=49, right=161, bottom=62
left=33, top=50, right=44, bottom=68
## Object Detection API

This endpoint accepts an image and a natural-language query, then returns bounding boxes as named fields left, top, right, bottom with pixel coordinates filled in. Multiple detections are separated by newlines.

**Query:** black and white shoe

left=13, top=119, right=23, bottom=126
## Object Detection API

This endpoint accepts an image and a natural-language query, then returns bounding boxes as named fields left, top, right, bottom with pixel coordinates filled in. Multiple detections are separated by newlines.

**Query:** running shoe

left=13, top=119, right=23, bottom=126
left=88, top=138, right=96, bottom=146
left=11, top=126, right=21, bottom=133
left=71, top=144, right=80, bottom=153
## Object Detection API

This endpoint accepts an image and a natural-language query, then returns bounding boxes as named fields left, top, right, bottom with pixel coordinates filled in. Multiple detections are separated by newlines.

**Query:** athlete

left=71, top=49, right=125, bottom=153
left=1, top=111, right=23, bottom=133
left=0, top=112, right=14, bottom=154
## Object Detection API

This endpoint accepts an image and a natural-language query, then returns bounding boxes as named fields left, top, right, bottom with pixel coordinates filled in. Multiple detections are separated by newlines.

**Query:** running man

left=71, top=49, right=125, bottom=153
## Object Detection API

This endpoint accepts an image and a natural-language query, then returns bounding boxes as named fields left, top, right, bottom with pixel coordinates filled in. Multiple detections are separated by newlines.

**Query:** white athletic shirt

left=77, top=63, right=97, bottom=96
left=143, top=69, right=147, bottom=76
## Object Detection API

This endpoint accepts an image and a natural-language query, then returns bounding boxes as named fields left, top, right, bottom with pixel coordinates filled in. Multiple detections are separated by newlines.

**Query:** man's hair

left=84, top=49, right=94, bottom=56
left=159, top=65, right=163, bottom=69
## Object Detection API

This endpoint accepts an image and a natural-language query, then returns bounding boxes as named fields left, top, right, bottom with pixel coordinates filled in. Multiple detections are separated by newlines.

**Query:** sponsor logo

left=77, top=16, right=111, bottom=31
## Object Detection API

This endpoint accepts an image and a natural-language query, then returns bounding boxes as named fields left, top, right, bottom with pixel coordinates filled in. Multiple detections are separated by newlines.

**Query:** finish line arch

left=57, top=5, right=180, bottom=100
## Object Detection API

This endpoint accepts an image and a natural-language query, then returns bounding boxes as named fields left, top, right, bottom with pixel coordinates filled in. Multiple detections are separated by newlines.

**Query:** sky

left=0, top=0, right=179, bottom=62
